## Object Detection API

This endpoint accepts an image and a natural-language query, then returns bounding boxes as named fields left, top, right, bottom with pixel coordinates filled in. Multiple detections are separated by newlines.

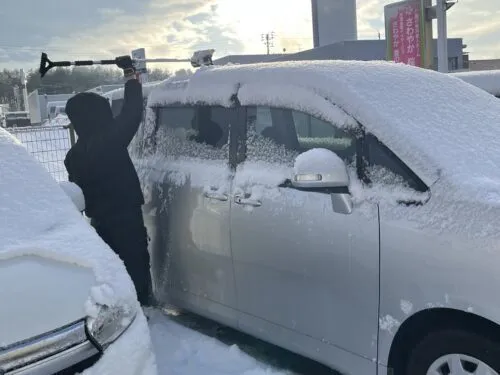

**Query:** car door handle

left=203, top=191, right=229, bottom=201
left=234, top=194, right=262, bottom=207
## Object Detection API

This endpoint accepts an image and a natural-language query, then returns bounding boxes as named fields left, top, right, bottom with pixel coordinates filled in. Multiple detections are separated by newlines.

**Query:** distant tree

left=147, top=68, right=171, bottom=82
left=0, top=69, right=22, bottom=109
left=0, top=65, right=189, bottom=109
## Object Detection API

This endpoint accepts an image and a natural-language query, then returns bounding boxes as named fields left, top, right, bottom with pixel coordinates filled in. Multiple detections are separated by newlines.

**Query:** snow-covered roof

left=450, top=70, right=500, bottom=96
left=103, top=80, right=163, bottom=101
left=213, top=54, right=287, bottom=66
left=86, top=84, right=123, bottom=94
left=149, top=60, right=500, bottom=191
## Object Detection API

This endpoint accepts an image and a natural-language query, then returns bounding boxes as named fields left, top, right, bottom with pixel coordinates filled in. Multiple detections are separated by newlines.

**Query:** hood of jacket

left=65, top=92, right=113, bottom=139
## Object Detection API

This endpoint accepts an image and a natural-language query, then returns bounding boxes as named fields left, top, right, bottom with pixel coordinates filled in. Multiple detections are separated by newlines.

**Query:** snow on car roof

left=103, top=80, right=163, bottom=101
left=0, top=128, right=137, bottom=309
left=450, top=70, right=500, bottom=97
left=150, top=60, right=500, bottom=192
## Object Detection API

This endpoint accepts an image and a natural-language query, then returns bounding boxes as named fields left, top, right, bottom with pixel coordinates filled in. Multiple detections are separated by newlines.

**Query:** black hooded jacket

left=64, top=79, right=144, bottom=220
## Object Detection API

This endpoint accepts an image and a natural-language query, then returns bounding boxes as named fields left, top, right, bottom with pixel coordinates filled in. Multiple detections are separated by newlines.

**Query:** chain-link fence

left=7, top=125, right=76, bottom=182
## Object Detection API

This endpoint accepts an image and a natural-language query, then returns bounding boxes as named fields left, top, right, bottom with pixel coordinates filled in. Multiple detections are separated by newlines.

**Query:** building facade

left=311, top=0, right=358, bottom=47
left=27, top=90, right=75, bottom=126
left=214, top=38, right=467, bottom=72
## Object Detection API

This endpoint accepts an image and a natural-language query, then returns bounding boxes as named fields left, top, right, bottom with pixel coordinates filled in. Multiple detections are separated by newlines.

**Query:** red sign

left=385, top=0, right=424, bottom=67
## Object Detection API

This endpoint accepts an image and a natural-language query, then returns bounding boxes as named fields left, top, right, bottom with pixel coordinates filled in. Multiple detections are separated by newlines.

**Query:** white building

left=27, top=90, right=75, bottom=126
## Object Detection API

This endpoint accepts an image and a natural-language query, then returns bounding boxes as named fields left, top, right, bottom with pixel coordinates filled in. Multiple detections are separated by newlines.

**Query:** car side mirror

left=292, top=148, right=350, bottom=190
left=59, top=181, right=85, bottom=212
left=291, top=149, right=352, bottom=215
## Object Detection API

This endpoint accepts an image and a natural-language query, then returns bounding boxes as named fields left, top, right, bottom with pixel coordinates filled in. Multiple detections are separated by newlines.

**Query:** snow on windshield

left=349, top=165, right=429, bottom=205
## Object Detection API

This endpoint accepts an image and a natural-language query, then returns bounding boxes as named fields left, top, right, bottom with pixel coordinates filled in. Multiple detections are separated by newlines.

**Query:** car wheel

left=405, top=329, right=500, bottom=375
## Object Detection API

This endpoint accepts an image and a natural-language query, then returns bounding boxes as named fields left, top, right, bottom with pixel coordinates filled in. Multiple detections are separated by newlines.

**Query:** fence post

left=64, top=123, right=76, bottom=146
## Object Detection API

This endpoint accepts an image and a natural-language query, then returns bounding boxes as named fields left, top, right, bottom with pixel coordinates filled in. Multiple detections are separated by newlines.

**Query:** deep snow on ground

left=147, top=308, right=338, bottom=375
left=148, top=309, right=287, bottom=375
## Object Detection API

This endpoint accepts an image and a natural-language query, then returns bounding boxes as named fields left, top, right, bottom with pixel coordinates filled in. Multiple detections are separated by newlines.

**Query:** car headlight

left=86, top=304, right=137, bottom=351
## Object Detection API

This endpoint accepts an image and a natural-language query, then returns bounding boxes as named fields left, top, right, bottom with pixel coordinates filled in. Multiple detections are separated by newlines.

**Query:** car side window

left=154, top=105, right=230, bottom=159
left=364, top=133, right=428, bottom=193
left=291, top=110, right=357, bottom=163
left=245, top=106, right=357, bottom=167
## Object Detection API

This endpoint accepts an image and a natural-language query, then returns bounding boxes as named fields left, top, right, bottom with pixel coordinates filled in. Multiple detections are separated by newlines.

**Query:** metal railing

left=7, top=125, right=76, bottom=182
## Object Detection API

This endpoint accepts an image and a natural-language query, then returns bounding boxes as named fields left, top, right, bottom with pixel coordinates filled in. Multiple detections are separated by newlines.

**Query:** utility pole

left=261, top=32, right=275, bottom=55
left=437, top=0, right=448, bottom=72
left=13, top=85, right=20, bottom=111
left=428, top=0, right=456, bottom=73
left=20, top=69, right=29, bottom=113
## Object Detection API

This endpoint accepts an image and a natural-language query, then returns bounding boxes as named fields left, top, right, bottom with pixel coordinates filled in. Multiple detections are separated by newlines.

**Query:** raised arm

left=104, top=55, right=144, bottom=147
left=112, top=77, right=144, bottom=147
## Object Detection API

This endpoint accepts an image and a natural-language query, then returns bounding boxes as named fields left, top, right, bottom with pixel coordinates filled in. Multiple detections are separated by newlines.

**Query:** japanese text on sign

left=387, top=0, right=422, bottom=66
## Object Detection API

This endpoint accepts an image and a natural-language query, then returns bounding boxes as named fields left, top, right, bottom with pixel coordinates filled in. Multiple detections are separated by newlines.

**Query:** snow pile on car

left=0, top=128, right=157, bottom=374
left=0, top=130, right=133, bottom=300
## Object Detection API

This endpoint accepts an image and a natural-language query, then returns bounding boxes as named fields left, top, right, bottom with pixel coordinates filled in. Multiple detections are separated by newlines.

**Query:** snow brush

left=39, top=49, right=215, bottom=78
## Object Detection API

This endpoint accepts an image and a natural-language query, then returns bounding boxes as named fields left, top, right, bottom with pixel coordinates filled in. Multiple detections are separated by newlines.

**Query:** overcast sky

left=0, top=0, right=498, bottom=72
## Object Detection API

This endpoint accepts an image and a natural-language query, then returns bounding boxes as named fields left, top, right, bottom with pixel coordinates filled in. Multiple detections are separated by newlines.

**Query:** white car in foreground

left=0, top=129, right=157, bottom=374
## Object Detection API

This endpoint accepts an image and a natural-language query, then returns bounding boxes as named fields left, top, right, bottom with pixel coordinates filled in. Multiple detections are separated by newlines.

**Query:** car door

left=230, top=105, right=380, bottom=363
left=143, top=104, right=238, bottom=326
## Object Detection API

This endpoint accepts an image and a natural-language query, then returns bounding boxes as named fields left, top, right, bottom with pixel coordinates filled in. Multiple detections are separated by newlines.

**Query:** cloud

left=0, top=0, right=244, bottom=71
left=2, top=0, right=500, bottom=71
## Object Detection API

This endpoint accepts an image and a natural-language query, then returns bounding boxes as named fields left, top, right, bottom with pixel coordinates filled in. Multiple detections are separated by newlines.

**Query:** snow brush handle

left=39, top=52, right=117, bottom=77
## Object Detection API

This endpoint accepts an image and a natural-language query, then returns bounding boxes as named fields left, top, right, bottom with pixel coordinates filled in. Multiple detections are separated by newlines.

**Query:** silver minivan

left=123, top=60, right=500, bottom=375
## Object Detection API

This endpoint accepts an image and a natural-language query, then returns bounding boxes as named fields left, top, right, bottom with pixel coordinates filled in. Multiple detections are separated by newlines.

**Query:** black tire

left=405, top=329, right=500, bottom=375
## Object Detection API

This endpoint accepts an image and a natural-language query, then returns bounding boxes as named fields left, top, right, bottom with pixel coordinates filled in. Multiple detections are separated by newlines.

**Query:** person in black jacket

left=64, top=56, right=152, bottom=306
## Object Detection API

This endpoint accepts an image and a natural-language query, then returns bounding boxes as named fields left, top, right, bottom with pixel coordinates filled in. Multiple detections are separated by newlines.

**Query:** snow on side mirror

left=59, top=181, right=85, bottom=212
left=292, top=148, right=350, bottom=190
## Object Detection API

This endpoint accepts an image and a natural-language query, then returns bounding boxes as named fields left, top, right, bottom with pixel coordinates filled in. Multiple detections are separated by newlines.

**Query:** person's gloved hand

left=115, top=55, right=136, bottom=77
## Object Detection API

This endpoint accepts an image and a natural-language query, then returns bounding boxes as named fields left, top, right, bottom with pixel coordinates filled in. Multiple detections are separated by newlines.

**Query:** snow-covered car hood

left=0, top=255, right=96, bottom=346
left=0, top=129, right=138, bottom=345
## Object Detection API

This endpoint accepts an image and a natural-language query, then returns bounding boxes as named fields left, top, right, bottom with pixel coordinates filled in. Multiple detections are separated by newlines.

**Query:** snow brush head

left=39, top=53, right=55, bottom=78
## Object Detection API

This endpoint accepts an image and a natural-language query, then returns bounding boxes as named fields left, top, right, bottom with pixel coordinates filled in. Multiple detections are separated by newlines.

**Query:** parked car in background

left=0, top=128, right=157, bottom=375
left=451, top=69, right=500, bottom=98
left=4, top=111, right=31, bottom=128
left=5, top=111, right=30, bottom=127
left=47, top=101, right=67, bottom=121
